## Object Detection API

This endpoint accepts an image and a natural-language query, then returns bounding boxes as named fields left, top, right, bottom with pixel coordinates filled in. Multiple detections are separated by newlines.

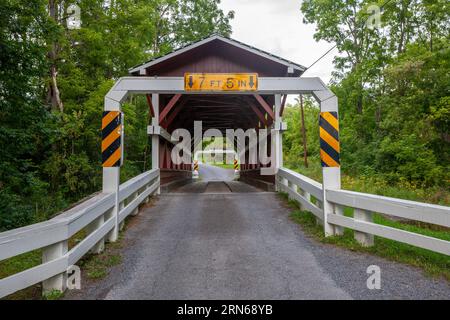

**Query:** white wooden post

left=151, top=94, right=160, bottom=194
left=103, top=167, right=120, bottom=242
left=303, top=190, right=311, bottom=202
left=143, top=180, right=152, bottom=204
left=119, top=201, right=125, bottom=230
left=130, top=191, right=139, bottom=216
left=103, top=98, right=121, bottom=243
left=87, top=214, right=106, bottom=251
left=287, top=179, right=292, bottom=190
left=354, top=208, right=374, bottom=246
left=301, top=189, right=310, bottom=211
left=273, top=94, right=283, bottom=190
left=334, top=204, right=345, bottom=236
left=275, top=94, right=283, bottom=169
left=42, top=241, right=68, bottom=294
left=319, top=94, right=340, bottom=236
left=281, top=177, right=288, bottom=195
left=316, top=199, right=324, bottom=226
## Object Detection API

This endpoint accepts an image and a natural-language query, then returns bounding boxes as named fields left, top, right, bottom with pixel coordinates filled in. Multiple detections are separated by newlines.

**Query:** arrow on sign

left=249, top=76, right=255, bottom=88
left=188, top=76, right=194, bottom=88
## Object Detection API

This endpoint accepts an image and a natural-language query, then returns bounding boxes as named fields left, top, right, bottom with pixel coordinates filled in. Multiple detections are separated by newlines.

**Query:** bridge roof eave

left=128, top=34, right=306, bottom=76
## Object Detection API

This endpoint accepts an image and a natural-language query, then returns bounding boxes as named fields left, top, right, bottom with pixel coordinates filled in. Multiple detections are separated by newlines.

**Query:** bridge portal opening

left=105, top=34, right=340, bottom=235
left=128, top=35, right=306, bottom=190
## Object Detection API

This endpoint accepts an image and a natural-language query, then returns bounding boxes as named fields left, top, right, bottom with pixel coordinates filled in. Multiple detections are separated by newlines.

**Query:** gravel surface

left=65, top=165, right=450, bottom=300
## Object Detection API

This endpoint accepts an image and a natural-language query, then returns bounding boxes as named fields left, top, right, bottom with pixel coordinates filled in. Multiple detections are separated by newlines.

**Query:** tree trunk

left=300, top=95, right=308, bottom=168
left=357, top=92, right=363, bottom=114
left=47, top=0, right=63, bottom=112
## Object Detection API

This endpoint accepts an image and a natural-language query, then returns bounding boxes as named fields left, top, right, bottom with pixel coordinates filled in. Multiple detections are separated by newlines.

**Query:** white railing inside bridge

left=0, top=169, right=160, bottom=298
left=276, top=167, right=450, bottom=256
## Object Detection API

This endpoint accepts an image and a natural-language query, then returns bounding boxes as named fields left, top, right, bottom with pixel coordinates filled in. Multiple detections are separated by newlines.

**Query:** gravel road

left=65, top=165, right=450, bottom=300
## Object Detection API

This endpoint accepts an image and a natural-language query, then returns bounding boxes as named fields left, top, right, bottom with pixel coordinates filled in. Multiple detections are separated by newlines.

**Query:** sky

left=219, top=0, right=339, bottom=103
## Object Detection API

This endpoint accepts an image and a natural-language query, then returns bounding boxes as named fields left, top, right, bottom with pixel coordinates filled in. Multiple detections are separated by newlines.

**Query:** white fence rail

left=0, top=169, right=160, bottom=298
left=276, top=167, right=450, bottom=256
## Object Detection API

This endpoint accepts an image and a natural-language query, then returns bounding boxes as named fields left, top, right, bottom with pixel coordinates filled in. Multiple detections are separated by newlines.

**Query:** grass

left=0, top=250, right=42, bottom=300
left=0, top=196, right=159, bottom=300
left=77, top=238, right=123, bottom=280
left=209, top=162, right=235, bottom=170
left=1, top=221, right=129, bottom=300
left=42, top=290, right=64, bottom=300
left=0, top=239, right=124, bottom=300
left=284, top=160, right=450, bottom=206
left=279, top=192, right=450, bottom=281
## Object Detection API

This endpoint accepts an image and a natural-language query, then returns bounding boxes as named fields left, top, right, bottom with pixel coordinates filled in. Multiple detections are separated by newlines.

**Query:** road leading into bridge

left=66, top=165, right=450, bottom=299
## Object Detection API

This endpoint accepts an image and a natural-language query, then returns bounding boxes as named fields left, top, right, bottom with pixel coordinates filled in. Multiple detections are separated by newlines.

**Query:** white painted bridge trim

left=1, top=167, right=449, bottom=298
left=0, top=169, right=160, bottom=298
left=276, top=167, right=450, bottom=255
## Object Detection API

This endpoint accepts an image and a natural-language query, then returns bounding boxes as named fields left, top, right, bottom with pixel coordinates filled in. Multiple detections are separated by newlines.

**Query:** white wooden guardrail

left=0, top=169, right=160, bottom=298
left=276, top=167, right=450, bottom=256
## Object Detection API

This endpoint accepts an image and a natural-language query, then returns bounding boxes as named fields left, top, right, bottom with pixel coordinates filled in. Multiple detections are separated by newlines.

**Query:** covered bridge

left=127, top=34, right=307, bottom=184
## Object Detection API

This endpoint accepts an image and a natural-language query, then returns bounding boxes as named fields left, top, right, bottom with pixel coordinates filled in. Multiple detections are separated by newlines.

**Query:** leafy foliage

left=292, top=0, right=449, bottom=196
left=0, top=0, right=233, bottom=230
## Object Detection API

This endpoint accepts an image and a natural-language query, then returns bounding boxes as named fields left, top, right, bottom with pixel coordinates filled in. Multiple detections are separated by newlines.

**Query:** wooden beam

left=159, top=94, right=182, bottom=124
left=249, top=102, right=269, bottom=126
left=280, top=94, right=287, bottom=116
left=169, top=109, right=194, bottom=132
left=253, top=94, right=275, bottom=120
left=146, top=94, right=154, bottom=117
left=164, top=99, right=186, bottom=128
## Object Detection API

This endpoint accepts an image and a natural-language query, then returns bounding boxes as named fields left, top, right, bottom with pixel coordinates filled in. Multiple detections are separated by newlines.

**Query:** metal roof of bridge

left=129, top=34, right=306, bottom=77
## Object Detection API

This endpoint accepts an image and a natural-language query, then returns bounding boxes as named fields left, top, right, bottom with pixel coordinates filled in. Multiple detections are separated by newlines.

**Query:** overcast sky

left=219, top=0, right=338, bottom=86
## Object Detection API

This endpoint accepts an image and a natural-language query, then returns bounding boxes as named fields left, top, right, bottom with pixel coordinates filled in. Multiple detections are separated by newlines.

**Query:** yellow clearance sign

left=184, top=73, right=258, bottom=91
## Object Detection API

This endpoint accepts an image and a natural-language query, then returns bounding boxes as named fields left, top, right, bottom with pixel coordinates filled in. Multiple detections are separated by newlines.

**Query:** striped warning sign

left=319, top=111, right=340, bottom=167
left=234, top=159, right=239, bottom=170
left=193, top=160, right=199, bottom=171
left=102, top=111, right=123, bottom=167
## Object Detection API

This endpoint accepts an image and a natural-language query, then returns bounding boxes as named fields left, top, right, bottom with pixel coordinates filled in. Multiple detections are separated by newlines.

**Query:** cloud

left=219, top=0, right=336, bottom=84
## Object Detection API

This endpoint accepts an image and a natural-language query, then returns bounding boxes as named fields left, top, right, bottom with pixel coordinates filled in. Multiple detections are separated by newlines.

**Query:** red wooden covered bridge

left=3, top=34, right=448, bottom=300
left=127, top=34, right=307, bottom=185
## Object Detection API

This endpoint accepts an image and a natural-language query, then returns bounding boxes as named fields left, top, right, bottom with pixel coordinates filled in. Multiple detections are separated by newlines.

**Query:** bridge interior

left=160, top=94, right=276, bottom=134
left=172, top=163, right=262, bottom=193
left=156, top=93, right=277, bottom=180
left=137, top=35, right=305, bottom=188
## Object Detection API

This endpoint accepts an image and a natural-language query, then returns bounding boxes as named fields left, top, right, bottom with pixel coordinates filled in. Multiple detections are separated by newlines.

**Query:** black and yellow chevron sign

left=193, top=160, right=199, bottom=171
left=234, top=159, right=239, bottom=170
left=319, top=111, right=340, bottom=167
left=102, top=111, right=123, bottom=167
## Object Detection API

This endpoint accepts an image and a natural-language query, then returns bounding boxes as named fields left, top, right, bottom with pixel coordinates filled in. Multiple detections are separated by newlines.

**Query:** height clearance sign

left=184, top=73, right=258, bottom=91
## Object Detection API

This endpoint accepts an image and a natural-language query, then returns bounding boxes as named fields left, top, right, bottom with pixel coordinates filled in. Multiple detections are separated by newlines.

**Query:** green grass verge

left=77, top=237, right=123, bottom=280
left=279, top=192, right=450, bottom=281
left=210, top=162, right=235, bottom=170
left=0, top=250, right=42, bottom=300
left=0, top=196, right=159, bottom=300
left=284, top=160, right=449, bottom=206
left=1, top=223, right=127, bottom=300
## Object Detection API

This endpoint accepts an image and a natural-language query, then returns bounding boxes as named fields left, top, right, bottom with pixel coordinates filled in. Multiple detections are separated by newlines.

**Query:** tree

left=0, top=0, right=234, bottom=230
left=300, top=0, right=449, bottom=188
left=0, top=0, right=54, bottom=229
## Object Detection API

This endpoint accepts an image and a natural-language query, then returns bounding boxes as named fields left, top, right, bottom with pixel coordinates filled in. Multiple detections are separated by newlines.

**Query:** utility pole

left=300, top=95, right=308, bottom=168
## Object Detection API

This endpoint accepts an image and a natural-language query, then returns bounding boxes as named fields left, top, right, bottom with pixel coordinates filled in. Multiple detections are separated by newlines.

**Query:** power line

left=304, top=0, right=395, bottom=71
left=305, top=45, right=337, bottom=70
